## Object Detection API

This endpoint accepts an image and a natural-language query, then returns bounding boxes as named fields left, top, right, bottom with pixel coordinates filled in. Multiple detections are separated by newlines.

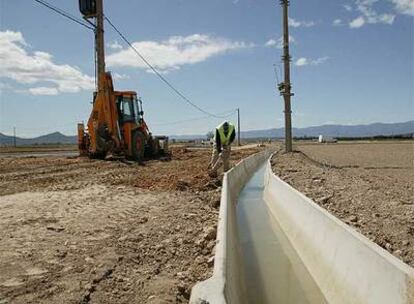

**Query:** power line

left=104, top=15, right=234, bottom=119
left=30, top=1, right=236, bottom=120
left=152, top=116, right=215, bottom=126
left=32, top=0, right=97, bottom=86
left=33, top=0, right=95, bottom=31
left=153, top=110, right=237, bottom=126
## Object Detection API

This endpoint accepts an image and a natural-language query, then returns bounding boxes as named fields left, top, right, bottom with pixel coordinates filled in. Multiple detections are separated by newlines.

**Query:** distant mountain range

left=0, top=132, right=77, bottom=146
left=241, top=120, right=414, bottom=139
left=1, top=121, right=413, bottom=146
left=170, top=120, right=414, bottom=140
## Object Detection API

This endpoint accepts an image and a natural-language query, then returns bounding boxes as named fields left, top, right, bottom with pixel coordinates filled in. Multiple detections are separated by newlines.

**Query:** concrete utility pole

left=13, top=127, right=16, bottom=147
left=237, top=108, right=241, bottom=146
left=279, top=0, right=293, bottom=152
left=95, top=0, right=105, bottom=93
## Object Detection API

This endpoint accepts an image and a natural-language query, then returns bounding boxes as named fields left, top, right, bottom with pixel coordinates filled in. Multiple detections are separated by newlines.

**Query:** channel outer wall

left=263, top=157, right=414, bottom=304
left=190, top=149, right=274, bottom=304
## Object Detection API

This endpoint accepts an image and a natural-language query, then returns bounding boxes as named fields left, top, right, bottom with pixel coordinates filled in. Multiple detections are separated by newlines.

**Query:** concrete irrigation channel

left=190, top=150, right=414, bottom=304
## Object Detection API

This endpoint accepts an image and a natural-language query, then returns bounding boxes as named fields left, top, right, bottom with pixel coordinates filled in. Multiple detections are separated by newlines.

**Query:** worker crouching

left=208, top=121, right=236, bottom=177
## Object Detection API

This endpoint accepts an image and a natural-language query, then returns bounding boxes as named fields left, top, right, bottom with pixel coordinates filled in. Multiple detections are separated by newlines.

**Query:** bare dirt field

left=0, top=145, right=77, bottom=154
left=0, top=146, right=261, bottom=304
left=272, top=141, right=414, bottom=267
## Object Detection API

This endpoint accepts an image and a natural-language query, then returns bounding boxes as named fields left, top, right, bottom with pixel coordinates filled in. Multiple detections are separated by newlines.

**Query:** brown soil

left=271, top=142, right=414, bottom=267
left=0, top=146, right=261, bottom=304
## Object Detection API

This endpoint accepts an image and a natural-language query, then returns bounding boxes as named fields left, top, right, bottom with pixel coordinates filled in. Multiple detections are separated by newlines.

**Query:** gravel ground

left=0, top=146, right=261, bottom=304
left=271, top=141, right=414, bottom=267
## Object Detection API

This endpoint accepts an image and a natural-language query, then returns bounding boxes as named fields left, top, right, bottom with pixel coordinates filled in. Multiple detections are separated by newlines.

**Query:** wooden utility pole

left=279, top=0, right=293, bottom=152
left=95, top=0, right=105, bottom=93
left=237, top=108, right=241, bottom=146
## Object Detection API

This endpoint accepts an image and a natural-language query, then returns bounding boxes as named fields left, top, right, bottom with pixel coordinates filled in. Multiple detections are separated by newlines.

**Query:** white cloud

left=313, top=57, right=330, bottom=65
left=341, top=0, right=414, bottom=29
left=333, top=18, right=344, bottom=26
left=295, top=57, right=309, bottom=66
left=113, top=73, right=130, bottom=80
left=28, top=87, right=59, bottom=95
left=265, top=39, right=277, bottom=47
left=348, top=0, right=396, bottom=28
left=106, top=34, right=253, bottom=73
left=265, top=35, right=296, bottom=49
left=288, top=17, right=316, bottom=28
left=0, top=30, right=94, bottom=95
left=295, top=56, right=329, bottom=67
left=349, top=16, right=366, bottom=27
left=344, top=4, right=353, bottom=11
left=391, top=0, right=414, bottom=15
left=378, top=13, right=396, bottom=23
left=108, top=40, right=123, bottom=50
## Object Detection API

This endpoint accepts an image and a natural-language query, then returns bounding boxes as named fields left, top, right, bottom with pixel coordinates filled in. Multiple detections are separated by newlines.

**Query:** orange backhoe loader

left=77, top=0, right=168, bottom=161
left=77, top=73, right=168, bottom=161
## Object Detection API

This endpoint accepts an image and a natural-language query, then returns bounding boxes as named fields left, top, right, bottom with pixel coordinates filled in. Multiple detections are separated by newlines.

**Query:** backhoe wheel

left=132, top=130, right=145, bottom=162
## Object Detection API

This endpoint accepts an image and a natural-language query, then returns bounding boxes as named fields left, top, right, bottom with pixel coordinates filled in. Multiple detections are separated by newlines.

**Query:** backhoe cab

left=78, top=73, right=168, bottom=161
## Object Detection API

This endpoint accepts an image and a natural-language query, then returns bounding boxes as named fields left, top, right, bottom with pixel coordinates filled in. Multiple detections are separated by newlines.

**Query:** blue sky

left=0, top=0, right=413, bottom=137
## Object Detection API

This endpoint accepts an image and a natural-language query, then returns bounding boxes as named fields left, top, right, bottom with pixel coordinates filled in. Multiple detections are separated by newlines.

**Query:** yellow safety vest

left=216, top=122, right=235, bottom=145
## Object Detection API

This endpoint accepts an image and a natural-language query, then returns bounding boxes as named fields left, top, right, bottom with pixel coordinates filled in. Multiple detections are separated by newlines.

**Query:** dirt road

left=272, top=141, right=414, bottom=267
left=0, top=146, right=261, bottom=304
